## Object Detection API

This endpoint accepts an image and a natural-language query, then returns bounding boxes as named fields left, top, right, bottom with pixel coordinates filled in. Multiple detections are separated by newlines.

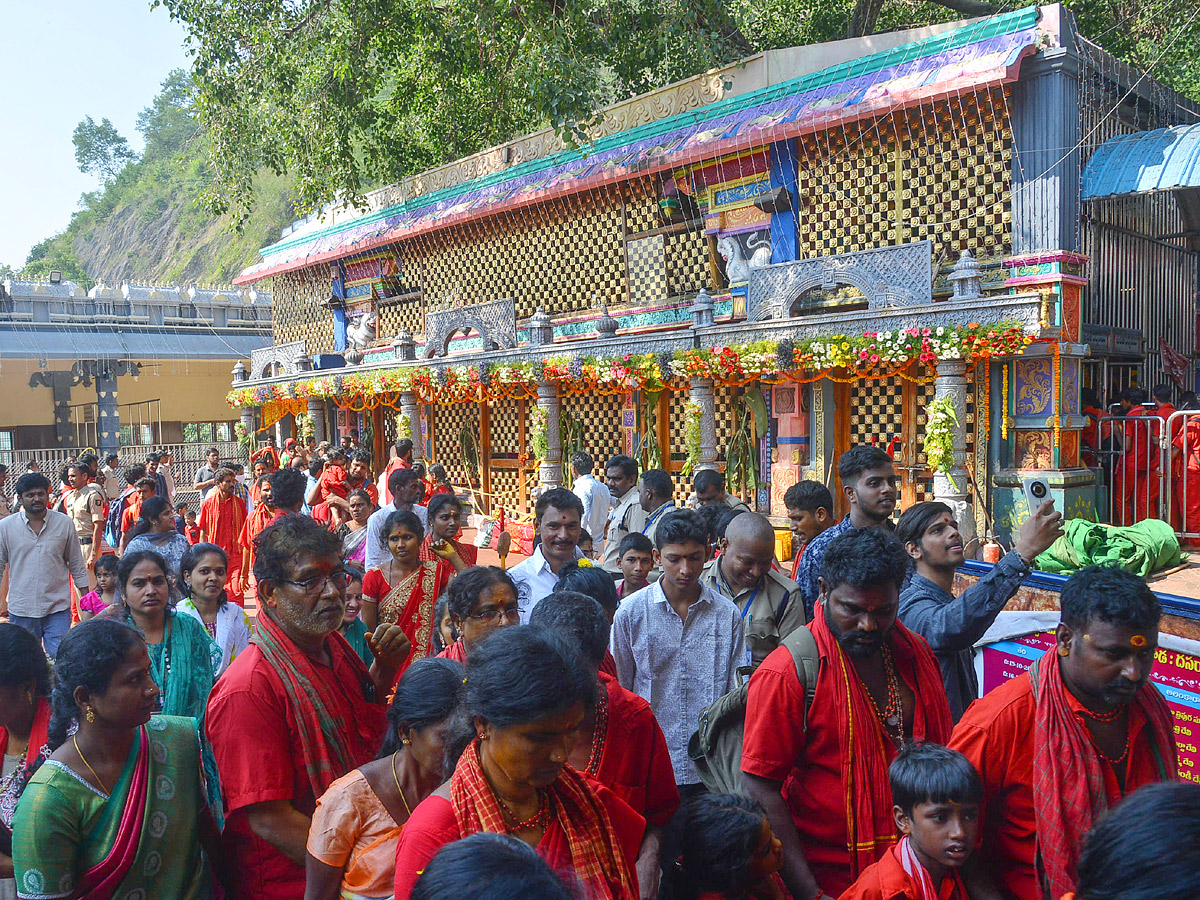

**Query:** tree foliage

left=154, top=0, right=1200, bottom=225
left=72, top=116, right=138, bottom=182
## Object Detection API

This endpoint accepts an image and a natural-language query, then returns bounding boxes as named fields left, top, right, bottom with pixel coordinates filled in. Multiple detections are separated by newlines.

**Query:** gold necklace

left=73, top=734, right=110, bottom=795
left=390, top=751, right=412, bottom=818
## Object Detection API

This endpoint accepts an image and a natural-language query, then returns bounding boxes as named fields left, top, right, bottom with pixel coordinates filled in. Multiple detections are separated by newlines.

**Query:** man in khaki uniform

left=701, top=512, right=805, bottom=666
left=600, top=454, right=646, bottom=573
left=62, top=462, right=106, bottom=587
left=687, top=468, right=751, bottom=515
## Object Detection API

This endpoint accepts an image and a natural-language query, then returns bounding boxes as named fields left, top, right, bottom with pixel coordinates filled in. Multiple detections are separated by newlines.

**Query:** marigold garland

left=227, top=321, right=1035, bottom=409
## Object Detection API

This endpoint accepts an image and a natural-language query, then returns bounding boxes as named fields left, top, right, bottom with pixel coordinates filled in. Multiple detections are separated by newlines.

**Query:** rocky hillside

left=17, top=71, right=295, bottom=289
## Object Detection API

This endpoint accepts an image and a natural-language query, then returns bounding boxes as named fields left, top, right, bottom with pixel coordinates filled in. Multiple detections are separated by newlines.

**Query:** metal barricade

left=1165, top=410, right=1200, bottom=544
left=1091, top=414, right=1169, bottom=528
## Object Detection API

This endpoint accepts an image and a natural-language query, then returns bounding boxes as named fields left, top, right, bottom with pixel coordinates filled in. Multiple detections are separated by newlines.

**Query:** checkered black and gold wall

left=268, top=174, right=714, bottom=348
left=563, top=393, right=626, bottom=474
left=431, top=404, right=479, bottom=491
left=796, top=89, right=1011, bottom=267
left=272, top=268, right=335, bottom=352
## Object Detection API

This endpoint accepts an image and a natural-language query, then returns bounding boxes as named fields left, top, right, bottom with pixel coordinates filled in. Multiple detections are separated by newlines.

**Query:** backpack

left=688, top=625, right=819, bottom=794
left=103, top=488, right=133, bottom=548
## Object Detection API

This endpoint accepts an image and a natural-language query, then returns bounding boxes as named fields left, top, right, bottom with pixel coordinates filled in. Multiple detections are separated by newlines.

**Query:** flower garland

left=923, top=396, right=960, bottom=492
left=681, top=402, right=704, bottom=475
left=295, top=413, right=315, bottom=444
left=227, top=321, right=1035, bottom=409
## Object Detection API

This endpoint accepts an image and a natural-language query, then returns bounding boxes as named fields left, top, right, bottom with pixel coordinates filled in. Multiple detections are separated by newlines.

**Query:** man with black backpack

left=741, top=528, right=952, bottom=900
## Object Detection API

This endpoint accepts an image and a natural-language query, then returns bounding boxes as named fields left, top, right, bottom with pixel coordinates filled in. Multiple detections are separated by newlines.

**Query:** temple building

left=2, top=277, right=271, bottom=471
left=229, top=4, right=1200, bottom=544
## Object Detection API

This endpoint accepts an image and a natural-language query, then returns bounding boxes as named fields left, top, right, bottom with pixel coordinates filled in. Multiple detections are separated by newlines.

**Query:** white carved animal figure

left=745, top=232, right=773, bottom=269
left=718, top=233, right=773, bottom=284
left=347, top=311, right=378, bottom=349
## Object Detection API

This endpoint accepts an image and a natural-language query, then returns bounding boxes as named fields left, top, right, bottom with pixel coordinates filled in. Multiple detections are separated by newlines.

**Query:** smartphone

left=1022, top=476, right=1052, bottom=515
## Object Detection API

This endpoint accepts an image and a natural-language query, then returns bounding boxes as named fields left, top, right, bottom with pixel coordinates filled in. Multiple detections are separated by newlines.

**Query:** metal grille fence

left=1, top=441, right=246, bottom=512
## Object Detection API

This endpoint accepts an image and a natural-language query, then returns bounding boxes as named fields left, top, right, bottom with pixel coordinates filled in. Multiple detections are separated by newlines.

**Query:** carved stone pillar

left=689, top=377, right=719, bottom=472
left=537, top=381, right=562, bottom=491
left=399, top=390, right=424, bottom=462
left=933, top=359, right=976, bottom=549
left=307, top=397, right=327, bottom=446
left=239, top=408, right=257, bottom=449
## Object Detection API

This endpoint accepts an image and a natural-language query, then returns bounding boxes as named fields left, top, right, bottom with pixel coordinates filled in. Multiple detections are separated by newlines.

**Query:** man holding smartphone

left=895, top=498, right=1063, bottom=720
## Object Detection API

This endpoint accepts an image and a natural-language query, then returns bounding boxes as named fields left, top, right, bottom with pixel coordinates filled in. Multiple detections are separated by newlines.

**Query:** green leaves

left=73, top=116, right=138, bottom=182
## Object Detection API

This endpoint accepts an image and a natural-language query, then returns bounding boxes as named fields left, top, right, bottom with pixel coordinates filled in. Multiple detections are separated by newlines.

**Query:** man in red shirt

left=530, top=589, right=680, bottom=900
left=118, top=477, right=158, bottom=553
left=235, top=474, right=276, bottom=597
left=198, top=468, right=248, bottom=598
left=380, top=439, right=413, bottom=505
left=742, top=528, right=952, bottom=900
left=950, top=566, right=1177, bottom=900
left=206, top=515, right=411, bottom=900
left=1116, top=386, right=1160, bottom=524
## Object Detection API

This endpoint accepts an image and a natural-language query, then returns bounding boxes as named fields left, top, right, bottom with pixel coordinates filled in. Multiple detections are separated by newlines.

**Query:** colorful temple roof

left=235, top=6, right=1042, bottom=285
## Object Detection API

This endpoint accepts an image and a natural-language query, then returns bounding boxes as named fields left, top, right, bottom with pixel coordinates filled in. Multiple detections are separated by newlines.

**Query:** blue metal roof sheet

left=1083, top=122, right=1200, bottom=199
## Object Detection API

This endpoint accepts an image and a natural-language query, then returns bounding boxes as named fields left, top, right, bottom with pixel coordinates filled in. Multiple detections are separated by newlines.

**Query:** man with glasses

left=207, top=515, right=411, bottom=900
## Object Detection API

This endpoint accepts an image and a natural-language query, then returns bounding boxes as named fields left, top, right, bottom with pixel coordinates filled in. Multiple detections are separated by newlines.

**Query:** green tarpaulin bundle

left=1034, top=518, right=1181, bottom=577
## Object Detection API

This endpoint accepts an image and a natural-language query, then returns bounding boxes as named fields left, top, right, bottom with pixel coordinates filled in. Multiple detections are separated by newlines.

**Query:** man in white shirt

left=364, top=467, right=428, bottom=571
left=570, top=451, right=611, bottom=553
left=0, top=472, right=89, bottom=655
left=611, top=507, right=744, bottom=795
left=100, top=453, right=121, bottom=500
left=509, top=488, right=584, bottom=621
left=600, top=454, right=645, bottom=573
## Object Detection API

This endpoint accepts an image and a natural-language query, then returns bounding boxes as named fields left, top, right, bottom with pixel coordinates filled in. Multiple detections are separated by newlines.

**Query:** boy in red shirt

left=839, top=743, right=981, bottom=900
left=184, top=508, right=202, bottom=545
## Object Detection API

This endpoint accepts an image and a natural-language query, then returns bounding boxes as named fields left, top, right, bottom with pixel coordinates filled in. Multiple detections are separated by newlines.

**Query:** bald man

left=701, top=512, right=805, bottom=666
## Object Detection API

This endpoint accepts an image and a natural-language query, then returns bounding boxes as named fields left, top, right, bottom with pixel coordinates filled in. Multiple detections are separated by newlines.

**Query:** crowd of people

left=0, top=434, right=1196, bottom=900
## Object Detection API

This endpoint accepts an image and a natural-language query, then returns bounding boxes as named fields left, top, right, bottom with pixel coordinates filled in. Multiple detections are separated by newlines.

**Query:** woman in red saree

left=419, top=494, right=478, bottom=572
left=394, top=626, right=644, bottom=900
left=362, top=510, right=453, bottom=673
left=12, top=619, right=227, bottom=900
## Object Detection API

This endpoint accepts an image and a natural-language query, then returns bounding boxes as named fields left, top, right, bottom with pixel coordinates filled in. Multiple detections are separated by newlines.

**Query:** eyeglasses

left=279, top=566, right=354, bottom=596
left=467, top=605, right=521, bottom=624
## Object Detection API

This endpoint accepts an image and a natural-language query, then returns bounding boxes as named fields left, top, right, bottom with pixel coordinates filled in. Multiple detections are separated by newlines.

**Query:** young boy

left=611, top=509, right=744, bottom=798
left=184, top=508, right=201, bottom=545
left=174, top=500, right=188, bottom=535
left=577, top=528, right=595, bottom=560
left=784, top=480, right=835, bottom=579
left=839, top=743, right=982, bottom=900
left=617, top=532, right=654, bottom=598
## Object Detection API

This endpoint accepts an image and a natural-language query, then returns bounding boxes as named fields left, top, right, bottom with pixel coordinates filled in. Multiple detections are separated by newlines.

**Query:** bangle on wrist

left=811, top=887, right=824, bottom=900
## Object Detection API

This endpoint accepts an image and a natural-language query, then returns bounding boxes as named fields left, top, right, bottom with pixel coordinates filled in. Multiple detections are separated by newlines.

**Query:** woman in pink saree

left=11, top=619, right=227, bottom=900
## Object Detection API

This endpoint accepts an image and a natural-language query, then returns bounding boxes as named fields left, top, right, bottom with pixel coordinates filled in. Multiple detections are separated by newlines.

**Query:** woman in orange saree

left=362, top=510, right=453, bottom=675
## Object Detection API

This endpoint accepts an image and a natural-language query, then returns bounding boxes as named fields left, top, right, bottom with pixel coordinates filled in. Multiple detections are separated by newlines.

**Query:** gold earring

left=85, top=707, right=95, bottom=723
left=1058, top=646, right=1069, bottom=658
left=25, top=690, right=33, bottom=705
left=402, top=738, right=411, bottom=746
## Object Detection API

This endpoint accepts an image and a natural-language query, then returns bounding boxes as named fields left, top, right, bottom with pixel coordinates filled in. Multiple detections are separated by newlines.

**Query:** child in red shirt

left=184, top=508, right=202, bottom=545
left=838, top=743, right=982, bottom=900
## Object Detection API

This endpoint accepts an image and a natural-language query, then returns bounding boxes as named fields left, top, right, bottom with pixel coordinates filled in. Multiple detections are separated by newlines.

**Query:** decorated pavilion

left=229, top=3, right=1200, bottom=545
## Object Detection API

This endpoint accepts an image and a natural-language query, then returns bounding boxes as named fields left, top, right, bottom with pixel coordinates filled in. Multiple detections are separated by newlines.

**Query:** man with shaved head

left=701, top=511, right=805, bottom=665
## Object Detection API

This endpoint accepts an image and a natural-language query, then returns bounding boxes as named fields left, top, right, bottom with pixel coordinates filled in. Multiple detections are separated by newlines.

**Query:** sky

left=0, top=2, right=189, bottom=268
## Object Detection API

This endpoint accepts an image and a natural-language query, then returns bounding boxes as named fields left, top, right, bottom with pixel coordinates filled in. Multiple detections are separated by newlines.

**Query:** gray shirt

left=897, top=550, right=1030, bottom=721
left=611, top=580, right=745, bottom=784
left=194, top=465, right=220, bottom=500
left=363, top=502, right=429, bottom=571
left=0, top=508, right=89, bottom=618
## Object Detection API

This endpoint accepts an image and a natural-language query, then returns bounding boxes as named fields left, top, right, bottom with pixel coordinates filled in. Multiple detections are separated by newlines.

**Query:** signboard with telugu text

left=979, top=629, right=1200, bottom=783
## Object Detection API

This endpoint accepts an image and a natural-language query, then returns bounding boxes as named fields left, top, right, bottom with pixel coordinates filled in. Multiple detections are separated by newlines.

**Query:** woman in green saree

left=103, top=550, right=222, bottom=719
left=11, top=619, right=227, bottom=900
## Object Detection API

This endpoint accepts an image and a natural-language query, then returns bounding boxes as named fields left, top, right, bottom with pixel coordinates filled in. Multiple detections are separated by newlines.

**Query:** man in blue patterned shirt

left=796, top=444, right=897, bottom=618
